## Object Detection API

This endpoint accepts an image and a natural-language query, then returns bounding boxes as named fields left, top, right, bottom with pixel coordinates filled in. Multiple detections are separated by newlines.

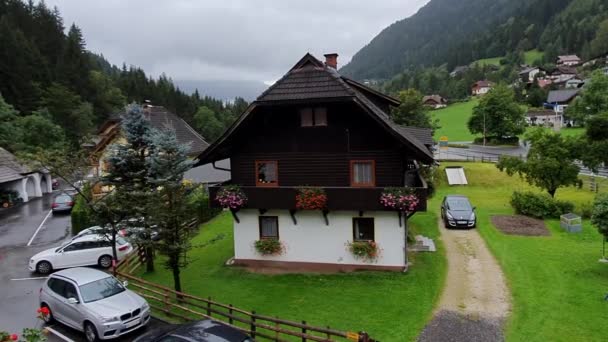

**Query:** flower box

left=380, top=187, right=419, bottom=213
left=295, top=187, right=327, bottom=210
left=347, top=240, right=380, bottom=262
left=254, top=239, right=284, bottom=256
left=215, top=185, right=248, bottom=210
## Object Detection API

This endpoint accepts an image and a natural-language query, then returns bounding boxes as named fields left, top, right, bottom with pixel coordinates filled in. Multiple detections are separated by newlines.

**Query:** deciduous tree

left=391, top=89, right=439, bottom=132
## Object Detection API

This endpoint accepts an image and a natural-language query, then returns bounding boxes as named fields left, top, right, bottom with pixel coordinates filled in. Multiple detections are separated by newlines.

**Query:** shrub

left=577, top=201, right=594, bottom=219
left=254, top=239, right=283, bottom=256
left=188, top=186, right=222, bottom=223
left=295, top=187, right=327, bottom=210
left=510, top=191, right=574, bottom=219
left=473, top=136, right=519, bottom=146
left=347, top=240, right=380, bottom=262
left=71, top=194, right=96, bottom=235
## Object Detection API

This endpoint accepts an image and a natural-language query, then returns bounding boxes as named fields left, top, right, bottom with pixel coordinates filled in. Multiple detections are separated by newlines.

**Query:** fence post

left=358, top=331, right=370, bottom=342
left=163, top=289, right=170, bottom=316
left=251, top=310, right=256, bottom=339
left=229, top=304, right=233, bottom=325
left=207, top=297, right=212, bottom=316
left=301, top=320, right=307, bottom=342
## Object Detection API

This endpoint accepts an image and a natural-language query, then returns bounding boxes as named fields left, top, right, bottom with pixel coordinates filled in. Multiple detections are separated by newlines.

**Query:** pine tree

left=147, top=129, right=195, bottom=293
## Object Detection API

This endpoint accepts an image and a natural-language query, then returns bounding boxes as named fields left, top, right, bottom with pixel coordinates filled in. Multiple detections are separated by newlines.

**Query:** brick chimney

left=324, top=53, right=338, bottom=69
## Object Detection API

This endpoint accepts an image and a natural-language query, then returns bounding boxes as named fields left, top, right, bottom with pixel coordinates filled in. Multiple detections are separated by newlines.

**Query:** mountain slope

left=341, top=0, right=579, bottom=80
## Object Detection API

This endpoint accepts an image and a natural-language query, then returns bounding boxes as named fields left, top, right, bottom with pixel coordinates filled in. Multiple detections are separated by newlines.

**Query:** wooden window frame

left=352, top=217, right=375, bottom=242
left=255, top=160, right=279, bottom=187
left=300, top=107, right=328, bottom=127
left=259, top=216, right=279, bottom=240
left=350, top=160, right=376, bottom=187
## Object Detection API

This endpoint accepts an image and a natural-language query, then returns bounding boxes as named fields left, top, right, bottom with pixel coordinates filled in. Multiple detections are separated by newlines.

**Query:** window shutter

left=300, top=108, right=313, bottom=127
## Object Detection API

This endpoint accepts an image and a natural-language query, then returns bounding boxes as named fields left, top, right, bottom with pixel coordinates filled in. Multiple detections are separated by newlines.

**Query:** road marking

left=45, top=326, right=75, bottom=342
left=27, top=209, right=53, bottom=246
left=10, top=276, right=48, bottom=281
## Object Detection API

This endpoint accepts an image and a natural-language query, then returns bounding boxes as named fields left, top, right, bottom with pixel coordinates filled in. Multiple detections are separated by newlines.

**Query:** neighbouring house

left=557, top=55, right=581, bottom=66
left=546, top=89, right=580, bottom=114
left=450, top=65, right=469, bottom=77
left=548, top=66, right=579, bottom=84
left=86, top=104, right=213, bottom=194
left=538, top=78, right=553, bottom=89
left=471, top=81, right=493, bottom=96
left=195, top=53, right=434, bottom=272
left=519, top=66, right=544, bottom=83
left=0, top=148, right=52, bottom=204
left=422, top=95, right=447, bottom=109
left=526, top=109, right=562, bottom=127
left=564, top=78, right=585, bottom=89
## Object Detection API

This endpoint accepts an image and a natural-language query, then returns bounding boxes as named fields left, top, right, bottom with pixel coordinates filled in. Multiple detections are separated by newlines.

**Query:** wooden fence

left=114, top=250, right=377, bottom=342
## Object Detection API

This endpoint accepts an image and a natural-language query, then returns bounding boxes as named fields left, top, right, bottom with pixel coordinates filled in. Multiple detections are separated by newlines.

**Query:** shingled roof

left=0, top=148, right=30, bottom=183
left=195, top=53, right=434, bottom=166
left=143, top=106, right=209, bottom=156
left=547, top=89, right=580, bottom=104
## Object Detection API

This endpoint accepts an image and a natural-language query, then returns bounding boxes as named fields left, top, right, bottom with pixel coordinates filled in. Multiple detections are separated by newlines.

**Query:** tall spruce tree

left=103, top=104, right=157, bottom=271
left=147, top=129, right=195, bottom=293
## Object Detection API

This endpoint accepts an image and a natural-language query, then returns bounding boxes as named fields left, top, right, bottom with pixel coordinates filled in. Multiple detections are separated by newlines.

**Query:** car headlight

left=470, top=212, right=476, bottom=220
left=446, top=212, right=454, bottom=220
left=101, top=316, right=120, bottom=323
left=142, top=302, right=150, bottom=310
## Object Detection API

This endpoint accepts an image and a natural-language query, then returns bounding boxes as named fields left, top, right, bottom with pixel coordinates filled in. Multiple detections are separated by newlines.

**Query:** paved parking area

left=0, top=193, right=168, bottom=341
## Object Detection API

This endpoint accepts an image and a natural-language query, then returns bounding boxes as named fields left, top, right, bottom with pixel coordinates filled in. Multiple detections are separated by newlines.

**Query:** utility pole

left=483, top=111, right=487, bottom=146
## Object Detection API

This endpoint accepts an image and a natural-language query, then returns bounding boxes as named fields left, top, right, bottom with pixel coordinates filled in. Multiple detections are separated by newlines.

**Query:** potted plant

left=347, top=240, right=380, bottom=262
left=295, top=187, right=327, bottom=210
left=215, top=185, right=248, bottom=210
left=380, top=187, right=419, bottom=213
left=254, top=239, right=283, bottom=256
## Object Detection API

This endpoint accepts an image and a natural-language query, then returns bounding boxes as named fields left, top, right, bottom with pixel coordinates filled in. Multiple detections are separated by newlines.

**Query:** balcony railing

left=209, top=185, right=428, bottom=212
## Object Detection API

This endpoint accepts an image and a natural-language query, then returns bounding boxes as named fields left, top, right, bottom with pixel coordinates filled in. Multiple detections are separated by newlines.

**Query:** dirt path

left=418, top=217, right=511, bottom=342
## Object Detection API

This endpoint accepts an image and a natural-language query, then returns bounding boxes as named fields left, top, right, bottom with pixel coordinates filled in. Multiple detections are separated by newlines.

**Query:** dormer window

left=256, top=161, right=278, bottom=187
left=300, top=107, right=327, bottom=127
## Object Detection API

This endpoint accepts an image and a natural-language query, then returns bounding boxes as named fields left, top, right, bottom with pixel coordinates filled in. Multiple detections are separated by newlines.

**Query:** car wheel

left=84, top=322, right=99, bottom=342
left=98, top=255, right=112, bottom=268
left=36, top=261, right=52, bottom=275
left=40, top=304, right=54, bottom=324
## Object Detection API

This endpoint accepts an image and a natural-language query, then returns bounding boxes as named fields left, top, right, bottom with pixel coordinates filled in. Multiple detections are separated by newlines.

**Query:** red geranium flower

left=10, top=334, right=18, bottom=341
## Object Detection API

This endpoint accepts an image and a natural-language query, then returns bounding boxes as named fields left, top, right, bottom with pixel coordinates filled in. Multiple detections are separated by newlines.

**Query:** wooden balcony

left=208, top=185, right=428, bottom=212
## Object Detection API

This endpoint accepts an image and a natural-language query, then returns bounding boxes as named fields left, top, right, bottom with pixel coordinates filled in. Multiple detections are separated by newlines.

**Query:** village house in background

left=196, top=53, right=434, bottom=272
left=471, top=80, right=493, bottom=96
left=557, top=54, right=581, bottom=66
left=422, top=95, right=447, bottom=109
left=518, top=66, right=544, bottom=84
left=85, top=104, right=221, bottom=194
left=0, top=148, right=52, bottom=204
left=525, top=108, right=562, bottom=127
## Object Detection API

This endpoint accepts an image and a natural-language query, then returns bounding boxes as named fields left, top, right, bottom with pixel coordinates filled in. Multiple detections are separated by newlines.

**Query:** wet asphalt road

left=0, top=193, right=167, bottom=341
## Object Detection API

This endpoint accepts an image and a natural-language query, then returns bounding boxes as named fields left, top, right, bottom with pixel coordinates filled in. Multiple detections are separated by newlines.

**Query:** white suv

left=29, top=234, right=133, bottom=274
left=39, top=267, right=150, bottom=341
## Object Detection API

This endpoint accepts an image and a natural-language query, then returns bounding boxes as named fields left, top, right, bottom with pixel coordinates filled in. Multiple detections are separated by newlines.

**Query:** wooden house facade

left=196, top=53, right=434, bottom=272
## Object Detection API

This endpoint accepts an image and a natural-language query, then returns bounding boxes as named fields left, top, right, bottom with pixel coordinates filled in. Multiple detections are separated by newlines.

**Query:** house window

left=256, top=161, right=278, bottom=186
left=300, top=107, right=327, bottom=127
left=259, top=216, right=279, bottom=239
left=353, top=218, right=375, bottom=241
left=350, top=160, right=375, bottom=187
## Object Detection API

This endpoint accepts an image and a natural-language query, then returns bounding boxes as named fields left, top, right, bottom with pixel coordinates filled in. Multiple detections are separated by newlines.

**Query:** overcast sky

left=45, top=0, right=428, bottom=84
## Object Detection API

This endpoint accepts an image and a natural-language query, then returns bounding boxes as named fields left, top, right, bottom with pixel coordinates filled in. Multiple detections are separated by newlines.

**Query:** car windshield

left=55, top=195, right=71, bottom=203
left=79, top=276, right=125, bottom=303
left=447, top=198, right=472, bottom=211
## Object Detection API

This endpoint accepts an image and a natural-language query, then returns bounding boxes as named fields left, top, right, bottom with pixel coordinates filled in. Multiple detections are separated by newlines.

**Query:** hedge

left=511, top=191, right=574, bottom=219
left=188, top=186, right=222, bottom=223
left=71, top=195, right=95, bottom=235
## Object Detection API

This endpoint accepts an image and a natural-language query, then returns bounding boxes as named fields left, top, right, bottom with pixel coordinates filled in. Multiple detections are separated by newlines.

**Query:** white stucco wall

left=233, top=209, right=406, bottom=267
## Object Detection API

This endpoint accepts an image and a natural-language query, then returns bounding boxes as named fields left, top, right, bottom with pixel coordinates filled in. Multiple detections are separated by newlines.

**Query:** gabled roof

left=0, top=148, right=30, bottom=183
left=396, top=126, right=434, bottom=147
left=547, top=89, right=580, bottom=104
left=144, top=106, right=209, bottom=156
left=473, top=80, right=493, bottom=88
left=423, top=95, right=446, bottom=104
left=558, top=55, right=581, bottom=62
left=195, top=53, right=433, bottom=166
left=551, top=65, right=578, bottom=75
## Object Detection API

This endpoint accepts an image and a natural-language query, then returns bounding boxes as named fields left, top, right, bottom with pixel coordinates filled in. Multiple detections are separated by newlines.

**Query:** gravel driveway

left=418, top=217, right=511, bottom=342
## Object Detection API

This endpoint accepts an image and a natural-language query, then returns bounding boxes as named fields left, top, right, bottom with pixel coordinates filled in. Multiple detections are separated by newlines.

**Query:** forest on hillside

left=341, top=0, right=608, bottom=81
left=0, top=0, right=246, bottom=153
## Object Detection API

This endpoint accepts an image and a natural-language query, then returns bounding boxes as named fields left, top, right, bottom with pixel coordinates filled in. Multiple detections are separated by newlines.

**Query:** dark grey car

left=133, top=319, right=253, bottom=342
left=441, top=195, right=476, bottom=228
left=52, top=193, right=74, bottom=213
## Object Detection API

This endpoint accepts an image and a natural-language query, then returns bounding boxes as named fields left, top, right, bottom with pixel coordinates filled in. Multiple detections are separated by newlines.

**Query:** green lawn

left=139, top=211, right=446, bottom=341
left=432, top=100, right=479, bottom=142
left=524, top=126, right=586, bottom=138
left=471, top=49, right=544, bottom=67
left=433, top=162, right=608, bottom=342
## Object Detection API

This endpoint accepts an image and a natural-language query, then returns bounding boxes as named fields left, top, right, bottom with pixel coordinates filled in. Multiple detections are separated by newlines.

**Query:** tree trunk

left=172, top=263, right=182, bottom=296
left=110, top=226, right=118, bottom=274
left=145, top=246, right=155, bottom=272
left=548, top=188, right=557, bottom=198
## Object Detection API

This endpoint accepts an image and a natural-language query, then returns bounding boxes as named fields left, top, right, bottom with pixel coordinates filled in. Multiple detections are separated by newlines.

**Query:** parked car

left=29, top=234, right=133, bottom=274
left=39, top=267, right=150, bottom=341
left=441, top=195, right=476, bottom=228
left=74, top=226, right=128, bottom=240
left=51, top=193, right=74, bottom=213
left=133, top=319, right=253, bottom=342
